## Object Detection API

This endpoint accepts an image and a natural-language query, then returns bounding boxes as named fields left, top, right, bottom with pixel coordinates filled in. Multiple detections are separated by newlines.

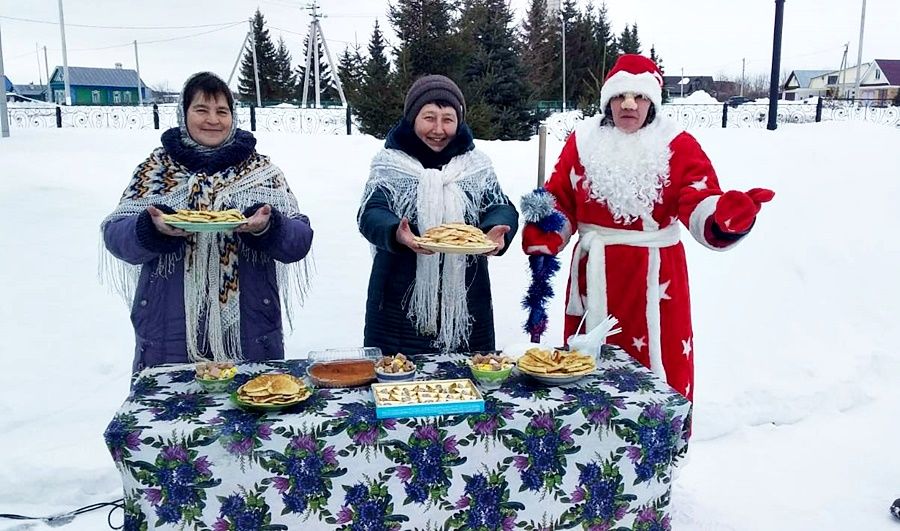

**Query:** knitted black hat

left=403, top=75, right=466, bottom=123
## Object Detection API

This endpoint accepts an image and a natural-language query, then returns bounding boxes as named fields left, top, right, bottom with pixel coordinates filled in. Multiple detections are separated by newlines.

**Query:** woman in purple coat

left=101, top=72, right=313, bottom=372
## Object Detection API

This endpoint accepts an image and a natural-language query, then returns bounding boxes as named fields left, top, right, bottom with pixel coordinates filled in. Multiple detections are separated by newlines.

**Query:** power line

left=52, top=22, right=246, bottom=52
left=0, top=15, right=243, bottom=30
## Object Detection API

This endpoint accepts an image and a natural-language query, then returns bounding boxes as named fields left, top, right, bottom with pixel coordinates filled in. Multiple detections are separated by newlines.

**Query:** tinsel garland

left=520, top=188, right=565, bottom=342
left=522, top=254, right=560, bottom=342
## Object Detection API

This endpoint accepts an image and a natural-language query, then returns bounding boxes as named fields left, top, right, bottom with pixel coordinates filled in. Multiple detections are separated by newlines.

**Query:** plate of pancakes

left=515, top=347, right=596, bottom=385
left=414, top=223, right=497, bottom=255
left=231, top=373, right=312, bottom=411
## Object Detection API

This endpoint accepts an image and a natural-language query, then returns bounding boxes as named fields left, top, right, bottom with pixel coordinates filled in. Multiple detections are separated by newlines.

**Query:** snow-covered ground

left=1, top=121, right=898, bottom=530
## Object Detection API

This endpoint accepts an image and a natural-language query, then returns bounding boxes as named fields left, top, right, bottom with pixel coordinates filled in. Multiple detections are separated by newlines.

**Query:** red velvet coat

left=523, top=116, right=746, bottom=401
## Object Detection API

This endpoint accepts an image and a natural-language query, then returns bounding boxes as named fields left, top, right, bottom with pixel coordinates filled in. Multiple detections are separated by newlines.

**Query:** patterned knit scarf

left=360, top=148, right=509, bottom=352
left=101, top=141, right=309, bottom=362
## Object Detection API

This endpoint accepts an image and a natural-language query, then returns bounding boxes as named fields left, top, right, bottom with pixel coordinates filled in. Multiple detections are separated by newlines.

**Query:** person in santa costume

left=521, top=54, right=774, bottom=401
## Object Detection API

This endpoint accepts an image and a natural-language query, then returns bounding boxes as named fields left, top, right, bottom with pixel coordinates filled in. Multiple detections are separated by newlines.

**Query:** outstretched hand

left=483, top=225, right=511, bottom=256
left=235, top=204, right=272, bottom=234
left=396, top=218, right=435, bottom=255
left=714, top=188, right=774, bottom=233
left=147, top=206, right=189, bottom=237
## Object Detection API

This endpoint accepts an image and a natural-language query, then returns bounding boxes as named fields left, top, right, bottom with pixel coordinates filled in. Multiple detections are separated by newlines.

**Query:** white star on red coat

left=659, top=280, right=672, bottom=301
left=632, top=336, right=646, bottom=351
left=685, top=382, right=691, bottom=396
left=682, top=338, right=692, bottom=358
left=681, top=338, right=691, bottom=358
left=690, top=176, right=709, bottom=190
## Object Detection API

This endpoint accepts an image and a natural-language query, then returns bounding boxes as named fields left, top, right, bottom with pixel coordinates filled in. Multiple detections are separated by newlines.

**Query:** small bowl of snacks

left=468, top=353, right=515, bottom=389
left=374, top=353, right=417, bottom=383
left=195, top=361, right=237, bottom=393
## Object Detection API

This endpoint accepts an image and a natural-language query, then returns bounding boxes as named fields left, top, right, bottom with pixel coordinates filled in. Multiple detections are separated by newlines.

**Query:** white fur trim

left=646, top=248, right=667, bottom=382
left=599, top=71, right=663, bottom=112
left=688, top=195, right=742, bottom=251
left=565, top=224, right=681, bottom=327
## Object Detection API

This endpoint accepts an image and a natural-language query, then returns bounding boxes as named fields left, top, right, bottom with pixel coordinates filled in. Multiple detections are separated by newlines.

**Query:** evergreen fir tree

left=460, top=0, right=539, bottom=140
left=567, top=3, right=603, bottom=108
left=273, top=37, right=296, bottom=102
left=649, top=44, right=665, bottom=74
left=337, top=43, right=365, bottom=104
left=294, top=31, right=341, bottom=107
left=519, top=0, right=555, bottom=102
left=547, top=0, right=579, bottom=109
left=353, top=20, right=402, bottom=138
left=619, top=23, right=642, bottom=54
left=238, top=9, right=279, bottom=104
left=594, top=2, right=619, bottom=80
left=389, top=0, right=461, bottom=79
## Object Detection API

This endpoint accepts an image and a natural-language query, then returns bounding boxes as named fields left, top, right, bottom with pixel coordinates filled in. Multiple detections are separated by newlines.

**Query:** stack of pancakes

left=236, top=373, right=310, bottom=406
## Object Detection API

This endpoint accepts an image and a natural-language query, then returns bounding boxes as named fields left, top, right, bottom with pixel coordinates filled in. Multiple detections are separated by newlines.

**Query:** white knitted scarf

left=360, top=148, right=508, bottom=352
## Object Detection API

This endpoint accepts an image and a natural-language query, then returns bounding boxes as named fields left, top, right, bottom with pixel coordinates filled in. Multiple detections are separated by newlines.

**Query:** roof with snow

left=3, top=75, right=13, bottom=93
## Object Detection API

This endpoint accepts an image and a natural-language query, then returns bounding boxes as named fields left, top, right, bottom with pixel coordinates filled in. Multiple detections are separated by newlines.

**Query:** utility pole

left=249, top=18, right=261, bottom=107
left=766, top=0, right=786, bottom=131
left=853, top=0, right=867, bottom=101
left=741, top=58, right=746, bottom=96
left=43, top=46, right=50, bottom=100
left=839, top=42, right=849, bottom=98
left=36, top=43, right=43, bottom=87
left=0, top=23, right=10, bottom=138
left=133, top=40, right=143, bottom=106
left=301, top=3, right=347, bottom=108
left=227, top=32, right=251, bottom=86
left=57, top=0, right=71, bottom=105
left=560, top=13, right=567, bottom=111
left=680, top=67, right=684, bottom=98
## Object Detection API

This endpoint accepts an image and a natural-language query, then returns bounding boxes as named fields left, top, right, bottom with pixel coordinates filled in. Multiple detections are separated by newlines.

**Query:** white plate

left=418, top=241, right=496, bottom=255
left=516, top=366, right=594, bottom=385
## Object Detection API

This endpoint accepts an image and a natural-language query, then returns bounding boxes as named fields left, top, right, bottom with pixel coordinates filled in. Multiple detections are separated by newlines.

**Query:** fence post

left=722, top=103, right=728, bottom=128
left=152, top=103, right=159, bottom=129
left=250, top=105, right=256, bottom=132
left=815, top=97, right=823, bottom=122
left=55, top=106, right=62, bottom=128
left=537, top=124, right=547, bottom=187
left=346, top=106, right=351, bottom=135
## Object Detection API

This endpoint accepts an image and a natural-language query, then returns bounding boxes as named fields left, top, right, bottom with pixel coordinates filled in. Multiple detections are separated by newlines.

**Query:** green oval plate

left=167, top=220, right=246, bottom=233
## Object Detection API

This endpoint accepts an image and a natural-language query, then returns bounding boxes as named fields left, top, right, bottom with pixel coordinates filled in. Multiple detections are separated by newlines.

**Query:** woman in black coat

left=358, top=75, right=518, bottom=355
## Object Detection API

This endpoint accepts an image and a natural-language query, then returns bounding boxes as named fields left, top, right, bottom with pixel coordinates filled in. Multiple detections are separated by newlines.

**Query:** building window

left=875, top=70, right=881, bottom=80
left=112, top=91, right=121, bottom=104
left=827, top=75, right=838, bottom=85
left=123, top=91, right=132, bottom=103
left=54, top=90, right=65, bottom=104
left=91, top=91, right=101, bottom=104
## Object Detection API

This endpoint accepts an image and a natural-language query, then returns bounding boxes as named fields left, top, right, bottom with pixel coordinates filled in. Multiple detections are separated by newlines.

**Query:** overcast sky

left=1, top=0, right=897, bottom=90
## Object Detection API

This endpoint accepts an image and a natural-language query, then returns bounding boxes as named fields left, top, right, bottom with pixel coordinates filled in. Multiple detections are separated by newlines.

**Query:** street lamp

left=560, top=12, right=566, bottom=112
left=766, top=0, right=785, bottom=130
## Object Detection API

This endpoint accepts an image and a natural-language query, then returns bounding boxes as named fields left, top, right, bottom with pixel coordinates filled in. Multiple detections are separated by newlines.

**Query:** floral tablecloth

left=105, top=346, right=691, bottom=530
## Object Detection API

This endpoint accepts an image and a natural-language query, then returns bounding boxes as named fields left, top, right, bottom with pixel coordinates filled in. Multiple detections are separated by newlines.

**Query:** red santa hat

left=599, top=54, right=664, bottom=113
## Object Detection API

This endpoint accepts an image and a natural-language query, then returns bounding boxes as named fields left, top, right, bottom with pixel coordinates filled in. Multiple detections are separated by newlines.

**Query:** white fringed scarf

left=360, top=148, right=508, bottom=352
left=100, top=149, right=310, bottom=362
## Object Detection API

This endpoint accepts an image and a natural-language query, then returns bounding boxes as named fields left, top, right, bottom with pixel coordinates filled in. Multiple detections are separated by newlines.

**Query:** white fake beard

left=581, top=121, right=672, bottom=225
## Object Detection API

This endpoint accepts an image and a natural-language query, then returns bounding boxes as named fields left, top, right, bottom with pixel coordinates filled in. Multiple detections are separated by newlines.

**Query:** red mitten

left=714, top=188, right=774, bottom=233
left=522, top=224, right=563, bottom=255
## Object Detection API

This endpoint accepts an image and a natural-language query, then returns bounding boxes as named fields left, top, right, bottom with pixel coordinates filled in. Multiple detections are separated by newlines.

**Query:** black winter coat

left=358, top=120, right=519, bottom=355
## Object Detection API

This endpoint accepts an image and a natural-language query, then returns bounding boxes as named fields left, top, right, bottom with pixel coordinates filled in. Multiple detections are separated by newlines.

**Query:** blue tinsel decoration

left=522, top=254, right=561, bottom=342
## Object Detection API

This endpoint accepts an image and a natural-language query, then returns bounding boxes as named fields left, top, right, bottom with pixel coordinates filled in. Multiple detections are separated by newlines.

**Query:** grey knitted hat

left=403, top=75, right=466, bottom=123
